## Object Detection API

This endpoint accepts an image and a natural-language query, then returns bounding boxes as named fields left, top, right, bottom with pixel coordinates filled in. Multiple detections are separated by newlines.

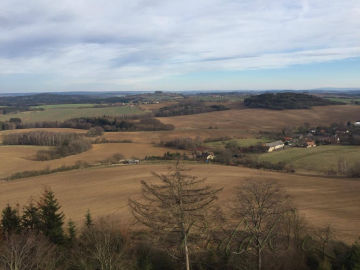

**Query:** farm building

left=265, top=140, right=285, bottom=152
left=306, top=141, right=316, bottom=148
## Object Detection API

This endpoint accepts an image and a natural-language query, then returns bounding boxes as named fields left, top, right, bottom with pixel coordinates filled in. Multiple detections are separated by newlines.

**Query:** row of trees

left=2, top=131, right=81, bottom=146
left=1, top=164, right=360, bottom=269
left=0, top=114, right=174, bottom=132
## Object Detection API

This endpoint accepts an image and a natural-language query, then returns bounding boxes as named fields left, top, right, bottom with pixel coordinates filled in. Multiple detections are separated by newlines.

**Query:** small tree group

left=129, top=163, right=360, bottom=270
left=129, top=163, right=299, bottom=270
left=1, top=189, right=65, bottom=244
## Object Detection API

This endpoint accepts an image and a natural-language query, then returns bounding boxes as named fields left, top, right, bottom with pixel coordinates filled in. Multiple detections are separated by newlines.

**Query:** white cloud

left=0, top=0, right=359, bottom=91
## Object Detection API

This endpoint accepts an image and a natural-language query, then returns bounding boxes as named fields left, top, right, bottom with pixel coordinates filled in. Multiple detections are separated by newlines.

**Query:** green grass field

left=0, top=104, right=145, bottom=123
left=325, top=97, right=360, bottom=104
left=256, top=145, right=360, bottom=174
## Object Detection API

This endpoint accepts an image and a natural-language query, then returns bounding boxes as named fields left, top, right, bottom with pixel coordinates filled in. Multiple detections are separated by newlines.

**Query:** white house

left=265, top=141, right=285, bottom=152
left=354, top=121, right=360, bottom=126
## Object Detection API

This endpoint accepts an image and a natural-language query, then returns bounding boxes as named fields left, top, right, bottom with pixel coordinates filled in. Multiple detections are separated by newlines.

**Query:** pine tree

left=22, top=201, right=41, bottom=231
left=348, top=241, right=360, bottom=270
left=38, top=189, right=65, bottom=244
left=85, top=209, right=93, bottom=228
left=1, top=204, right=21, bottom=234
left=67, top=219, right=76, bottom=243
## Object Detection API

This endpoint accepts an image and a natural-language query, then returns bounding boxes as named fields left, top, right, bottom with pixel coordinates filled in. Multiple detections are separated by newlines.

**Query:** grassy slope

left=256, top=145, right=360, bottom=174
left=0, top=164, right=359, bottom=243
left=0, top=105, right=144, bottom=122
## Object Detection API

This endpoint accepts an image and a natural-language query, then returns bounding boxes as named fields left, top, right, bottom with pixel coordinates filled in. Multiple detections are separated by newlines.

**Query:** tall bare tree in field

left=229, top=181, right=293, bottom=270
left=129, top=163, right=222, bottom=270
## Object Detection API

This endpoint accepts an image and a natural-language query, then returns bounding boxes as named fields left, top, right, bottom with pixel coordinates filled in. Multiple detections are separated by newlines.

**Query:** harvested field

left=101, top=129, right=249, bottom=144
left=159, top=105, right=360, bottom=131
left=0, top=164, right=359, bottom=243
left=0, top=143, right=185, bottom=178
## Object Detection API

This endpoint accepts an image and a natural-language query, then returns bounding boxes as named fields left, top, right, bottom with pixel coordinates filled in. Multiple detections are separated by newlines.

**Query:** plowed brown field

left=0, top=143, right=183, bottom=178
left=0, top=164, right=359, bottom=243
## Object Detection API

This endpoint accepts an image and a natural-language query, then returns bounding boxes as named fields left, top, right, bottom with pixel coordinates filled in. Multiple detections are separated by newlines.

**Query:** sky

left=0, top=0, right=360, bottom=92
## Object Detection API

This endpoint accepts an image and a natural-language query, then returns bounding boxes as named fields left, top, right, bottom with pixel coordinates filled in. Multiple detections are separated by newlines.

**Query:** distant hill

left=155, top=101, right=229, bottom=117
left=244, top=92, right=344, bottom=110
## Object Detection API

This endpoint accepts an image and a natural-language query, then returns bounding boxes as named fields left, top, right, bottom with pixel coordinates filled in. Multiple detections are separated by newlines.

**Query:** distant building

left=354, top=121, right=360, bottom=126
left=306, top=141, right=316, bottom=148
left=265, top=141, right=285, bottom=152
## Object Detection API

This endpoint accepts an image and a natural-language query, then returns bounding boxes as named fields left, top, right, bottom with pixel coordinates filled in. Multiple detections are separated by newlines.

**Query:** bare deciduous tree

left=313, top=225, right=333, bottom=261
left=228, top=181, right=293, bottom=270
left=76, top=219, right=129, bottom=270
left=129, top=163, right=222, bottom=270
left=0, top=232, right=58, bottom=270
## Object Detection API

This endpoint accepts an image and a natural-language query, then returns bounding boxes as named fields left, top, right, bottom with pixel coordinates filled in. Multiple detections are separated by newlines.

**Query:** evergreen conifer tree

left=85, top=209, right=93, bottom=228
left=22, top=201, right=41, bottom=231
left=67, top=219, right=76, bottom=243
left=1, top=204, right=21, bottom=234
left=38, top=189, right=65, bottom=244
left=348, top=241, right=360, bottom=270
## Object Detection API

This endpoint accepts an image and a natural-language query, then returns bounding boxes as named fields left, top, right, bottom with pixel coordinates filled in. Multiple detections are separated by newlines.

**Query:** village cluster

left=266, top=120, right=360, bottom=152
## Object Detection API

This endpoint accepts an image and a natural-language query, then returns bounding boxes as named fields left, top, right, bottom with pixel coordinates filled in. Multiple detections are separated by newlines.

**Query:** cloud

left=0, top=0, right=359, bottom=91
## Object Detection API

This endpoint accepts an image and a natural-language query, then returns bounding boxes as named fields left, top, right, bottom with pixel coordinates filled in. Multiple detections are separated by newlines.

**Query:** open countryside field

left=256, top=145, right=360, bottom=175
left=97, top=106, right=360, bottom=145
left=33, top=104, right=99, bottom=109
left=101, top=129, right=251, bottom=144
left=0, top=164, right=359, bottom=243
left=0, top=104, right=360, bottom=246
left=159, top=105, right=360, bottom=132
left=0, top=143, right=185, bottom=179
left=0, top=104, right=145, bottom=123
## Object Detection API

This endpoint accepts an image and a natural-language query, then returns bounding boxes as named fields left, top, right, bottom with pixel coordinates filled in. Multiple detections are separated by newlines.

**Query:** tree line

left=1, top=164, right=359, bottom=269
left=244, top=93, right=342, bottom=110
left=2, top=131, right=92, bottom=160
left=0, top=115, right=174, bottom=132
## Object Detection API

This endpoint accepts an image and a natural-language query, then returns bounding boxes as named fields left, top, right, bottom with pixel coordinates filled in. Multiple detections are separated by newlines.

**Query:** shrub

left=4, top=162, right=90, bottom=180
left=203, top=136, right=231, bottom=143
left=145, top=152, right=183, bottom=160
left=86, top=126, right=104, bottom=137
left=160, top=137, right=202, bottom=150
left=347, top=162, right=360, bottom=178
left=100, top=153, right=125, bottom=165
